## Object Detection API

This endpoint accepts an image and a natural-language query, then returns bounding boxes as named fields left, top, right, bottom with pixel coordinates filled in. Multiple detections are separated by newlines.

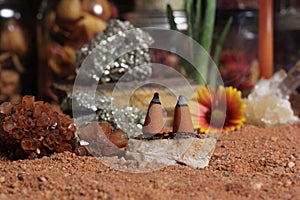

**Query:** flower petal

left=194, top=86, right=245, bottom=133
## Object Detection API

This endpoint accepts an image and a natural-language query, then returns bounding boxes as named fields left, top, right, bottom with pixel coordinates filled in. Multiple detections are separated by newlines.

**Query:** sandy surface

left=0, top=124, right=299, bottom=199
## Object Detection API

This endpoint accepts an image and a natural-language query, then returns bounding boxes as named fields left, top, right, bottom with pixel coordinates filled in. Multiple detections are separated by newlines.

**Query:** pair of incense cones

left=142, top=92, right=194, bottom=134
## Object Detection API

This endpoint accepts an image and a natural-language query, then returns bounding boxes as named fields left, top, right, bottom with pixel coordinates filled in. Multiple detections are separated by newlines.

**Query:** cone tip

left=151, top=92, right=161, bottom=104
left=176, top=95, right=188, bottom=107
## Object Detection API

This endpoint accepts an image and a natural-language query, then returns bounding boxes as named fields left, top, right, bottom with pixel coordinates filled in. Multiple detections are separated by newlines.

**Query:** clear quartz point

left=278, top=60, right=300, bottom=99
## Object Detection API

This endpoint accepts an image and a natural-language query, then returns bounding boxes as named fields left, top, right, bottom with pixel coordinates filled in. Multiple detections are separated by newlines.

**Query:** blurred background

left=0, top=0, right=299, bottom=104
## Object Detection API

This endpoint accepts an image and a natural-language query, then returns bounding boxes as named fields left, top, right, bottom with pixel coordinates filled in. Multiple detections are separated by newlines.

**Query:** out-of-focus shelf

left=124, top=11, right=187, bottom=31
left=276, top=14, right=300, bottom=31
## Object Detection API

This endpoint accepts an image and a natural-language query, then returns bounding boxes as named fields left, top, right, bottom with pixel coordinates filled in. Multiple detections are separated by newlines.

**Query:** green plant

left=167, top=0, right=232, bottom=87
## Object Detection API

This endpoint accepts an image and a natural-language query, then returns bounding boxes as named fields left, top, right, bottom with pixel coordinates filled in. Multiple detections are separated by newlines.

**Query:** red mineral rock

left=77, top=122, right=124, bottom=157
left=109, top=130, right=128, bottom=148
left=74, top=145, right=88, bottom=156
left=0, top=95, right=79, bottom=159
left=98, top=121, right=111, bottom=136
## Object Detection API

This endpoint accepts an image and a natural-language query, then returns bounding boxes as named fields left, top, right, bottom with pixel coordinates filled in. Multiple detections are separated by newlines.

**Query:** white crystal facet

left=244, top=70, right=299, bottom=126
left=244, top=95, right=298, bottom=126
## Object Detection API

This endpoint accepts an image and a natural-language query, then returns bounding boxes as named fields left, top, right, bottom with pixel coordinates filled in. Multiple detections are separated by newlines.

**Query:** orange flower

left=190, top=86, right=245, bottom=133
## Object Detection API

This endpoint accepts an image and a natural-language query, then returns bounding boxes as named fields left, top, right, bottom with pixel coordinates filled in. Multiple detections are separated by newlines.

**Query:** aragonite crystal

left=0, top=95, right=78, bottom=159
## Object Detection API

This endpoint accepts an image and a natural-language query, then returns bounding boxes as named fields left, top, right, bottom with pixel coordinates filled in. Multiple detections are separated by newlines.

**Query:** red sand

left=0, top=124, right=299, bottom=199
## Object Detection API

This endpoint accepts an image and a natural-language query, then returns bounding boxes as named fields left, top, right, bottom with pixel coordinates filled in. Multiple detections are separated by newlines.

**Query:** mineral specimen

left=76, top=122, right=125, bottom=157
left=278, top=60, right=300, bottom=99
left=109, top=130, right=128, bottom=148
left=245, top=95, right=298, bottom=126
left=244, top=69, right=299, bottom=126
left=62, top=20, right=152, bottom=139
left=0, top=96, right=78, bottom=159
left=125, top=137, right=217, bottom=169
left=70, top=91, right=146, bottom=138
left=76, top=19, right=153, bottom=83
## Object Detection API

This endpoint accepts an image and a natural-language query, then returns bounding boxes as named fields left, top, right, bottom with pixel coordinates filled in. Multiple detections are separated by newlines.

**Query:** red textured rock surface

left=0, top=96, right=77, bottom=159
left=0, top=124, right=299, bottom=199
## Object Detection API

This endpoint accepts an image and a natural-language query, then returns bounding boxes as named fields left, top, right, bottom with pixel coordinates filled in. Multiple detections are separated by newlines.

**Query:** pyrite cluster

left=76, top=20, right=153, bottom=83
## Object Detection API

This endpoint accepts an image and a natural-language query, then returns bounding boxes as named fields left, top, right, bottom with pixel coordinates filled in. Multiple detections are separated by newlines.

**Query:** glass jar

left=275, top=0, right=300, bottom=72
left=217, top=0, right=259, bottom=9
left=214, top=9, right=259, bottom=95
left=124, top=0, right=186, bottom=79
left=37, top=0, right=115, bottom=103
left=0, top=0, right=36, bottom=104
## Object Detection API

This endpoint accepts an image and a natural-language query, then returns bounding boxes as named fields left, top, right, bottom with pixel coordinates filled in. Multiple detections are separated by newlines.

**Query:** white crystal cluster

left=244, top=70, right=299, bottom=126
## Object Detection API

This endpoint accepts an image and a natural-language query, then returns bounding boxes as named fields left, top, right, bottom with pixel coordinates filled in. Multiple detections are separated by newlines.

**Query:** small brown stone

left=74, top=146, right=88, bottom=156
left=98, top=121, right=111, bottom=136
left=109, top=130, right=128, bottom=148
left=77, top=122, right=124, bottom=156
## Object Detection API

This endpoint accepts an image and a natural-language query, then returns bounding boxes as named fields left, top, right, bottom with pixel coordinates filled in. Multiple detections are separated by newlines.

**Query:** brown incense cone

left=142, top=92, right=163, bottom=134
left=173, top=95, right=194, bottom=133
